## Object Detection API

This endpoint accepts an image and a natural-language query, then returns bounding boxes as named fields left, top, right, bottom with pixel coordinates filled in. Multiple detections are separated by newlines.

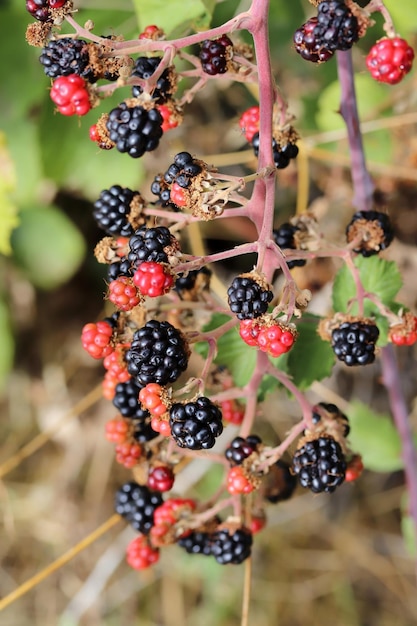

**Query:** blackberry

left=93, top=186, right=142, bottom=237
left=164, top=152, right=203, bottom=188
left=150, top=174, right=177, bottom=209
left=227, top=276, right=273, bottom=320
left=178, top=531, right=212, bottom=556
left=131, top=56, right=173, bottom=103
left=39, top=37, right=95, bottom=82
left=169, top=397, right=223, bottom=450
left=127, top=225, right=172, bottom=267
left=106, top=102, right=163, bottom=159
left=225, top=435, right=262, bottom=465
left=174, top=267, right=212, bottom=296
left=199, top=35, right=233, bottom=75
left=113, top=380, right=146, bottom=419
left=26, top=0, right=66, bottom=22
left=293, top=17, right=334, bottom=63
left=210, top=527, right=253, bottom=565
left=273, top=223, right=306, bottom=269
left=346, top=210, right=394, bottom=257
left=132, top=419, right=159, bottom=443
left=263, top=460, right=298, bottom=503
left=292, top=435, right=346, bottom=493
left=252, top=133, right=299, bottom=170
left=107, top=257, right=133, bottom=282
left=114, top=481, right=163, bottom=534
left=314, top=0, right=359, bottom=52
left=331, top=320, right=379, bottom=366
left=126, top=320, right=189, bottom=386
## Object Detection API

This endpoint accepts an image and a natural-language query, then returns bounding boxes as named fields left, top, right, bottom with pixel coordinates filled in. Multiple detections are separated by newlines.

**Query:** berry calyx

left=346, top=210, right=394, bottom=257
left=81, top=320, right=114, bottom=359
left=50, top=74, right=91, bottom=116
left=108, top=276, right=142, bottom=311
left=126, top=535, right=160, bottom=570
left=148, top=466, right=175, bottom=492
left=133, top=261, right=174, bottom=298
left=366, top=37, right=414, bottom=85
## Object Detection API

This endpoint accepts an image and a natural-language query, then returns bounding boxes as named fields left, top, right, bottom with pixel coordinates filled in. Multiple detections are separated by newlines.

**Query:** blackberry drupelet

left=114, top=481, right=163, bottom=533
left=210, top=527, right=253, bottom=565
left=126, top=320, right=189, bottom=386
left=227, top=276, right=273, bottom=320
left=107, top=257, right=133, bottom=282
left=263, top=460, right=298, bottom=503
left=150, top=174, right=176, bottom=209
left=331, top=321, right=379, bottom=366
left=273, top=223, right=306, bottom=269
left=178, top=531, right=212, bottom=556
left=131, top=56, right=172, bottom=103
left=346, top=210, right=394, bottom=257
left=106, top=102, right=163, bottom=158
left=128, top=225, right=172, bottom=267
left=314, top=0, right=359, bottom=52
left=39, top=37, right=95, bottom=81
left=292, top=435, right=346, bottom=493
left=293, top=17, right=334, bottom=63
left=252, top=133, right=299, bottom=169
left=225, top=435, right=262, bottom=465
left=93, top=186, right=140, bottom=237
left=169, top=397, right=223, bottom=450
left=200, top=35, right=233, bottom=75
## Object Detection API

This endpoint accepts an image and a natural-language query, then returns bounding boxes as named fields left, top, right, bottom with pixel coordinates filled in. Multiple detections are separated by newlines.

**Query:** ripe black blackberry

left=131, top=56, right=173, bottom=103
left=113, top=380, right=146, bottom=419
left=252, top=133, right=299, bottom=169
left=150, top=174, right=177, bottom=209
left=263, top=460, right=298, bottom=503
left=131, top=418, right=159, bottom=443
left=106, top=102, right=163, bottom=159
left=273, top=223, right=306, bottom=269
left=210, top=527, right=253, bottom=565
left=292, top=435, right=346, bottom=493
left=346, top=210, right=394, bottom=257
left=126, top=320, right=189, bottom=386
left=314, top=0, right=359, bottom=52
left=227, top=276, right=273, bottom=320
left=331, top=320, right=379, bottom=366
left=169, top=397, right=223, bottom=450
left=26, top=0, right=66, bottom=22
left=225, top=435, right=262, bottom=465
left=178, top=531, right=212, bottom=556
left=127, top=225, right=173, bottom=268
left=199, top=35, right=233, bottom=75
left=164, top=152, right=203, bottom=189
left=293, top=17, right=334, bottom=63
left=93, top=186, right=144, bottom=237
left=114, top=481, right=163, bottom=534
left=39, top=37, right=95, bottom=81
left=174, top=267, right=212, bottom=297
left=107, top=257, right=133, bottom=282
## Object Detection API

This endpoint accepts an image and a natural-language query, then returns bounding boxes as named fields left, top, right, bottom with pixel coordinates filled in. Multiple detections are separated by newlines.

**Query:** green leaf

left=0, top=133, right=19, bottom=255
left=11, top=205, right=86, bottom=290
left=0, top=299, right=14, bottom=393
left=132, top=0, right=213, bottom=35
left=285, top=314, right=335, bottom=389
left=195, top=314, right=257, bottom=388
left=332, top=256, right=403, bottom=314
left=347, top=401, right=403, bottom=472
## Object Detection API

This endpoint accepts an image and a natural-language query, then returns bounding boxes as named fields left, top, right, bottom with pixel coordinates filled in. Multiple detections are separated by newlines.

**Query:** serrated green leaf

left=285, top=314, right=335, bottom=389
left=347, top=401, right=403, bottom=472
left=132, top=0, right=211, bottom=36
left=11, top=205, right=86, bottom=290
left=332, top=255, right=402, bottom=316
left=196, top=313, right=256, bottom=388
left=0, top=299, right=14, bottom=393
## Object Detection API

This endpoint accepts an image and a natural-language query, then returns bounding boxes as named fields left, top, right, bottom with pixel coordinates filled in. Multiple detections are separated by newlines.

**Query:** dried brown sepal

left=94, top=113, right=115, bottom=150
left=346, top=217, right=386, bottom=255
left=345, top=0, right=375, bottom=39
left=25, top=22, right=52, bottom=47
left=127, top=193, right=148, bottom=230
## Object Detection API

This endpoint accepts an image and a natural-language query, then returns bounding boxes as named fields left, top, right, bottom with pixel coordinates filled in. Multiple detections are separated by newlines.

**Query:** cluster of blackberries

left=331, top=320, right=379, bottom=366
left=227, top=276, right=273, bottom=320
left=199, top=36, right=233, bottom=75
left=294, top=0, right=359, bottom=63
left=252, top=134, right=299, bottom=169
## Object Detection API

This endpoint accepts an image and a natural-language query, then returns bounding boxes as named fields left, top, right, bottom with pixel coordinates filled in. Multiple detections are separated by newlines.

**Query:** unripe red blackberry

left=292, top=435, right=346, bottom=493
left=131, top=56, right=175, bottom=103
left=93, top=186, right=145, bottom=237
left=199, top=35, right=233, bottom=75
left=126, top=535, right=160, bottom=570
left=39, top=37, right=95, bottom=82
left=210, top=526, right=253, bottom=565
left=114, top=481, right=163, bottom=534
left=169, top=397, right=223, bottom=450
left=331, top=320, right=379, bottom=366
left=366, top=37, right=414, bottom=85
left=126, top=320, right=189, bottom=386
left=225, top=435, right=262, bottom=465
left=227, top=275, right=273, bottom=320
left=50, top=74, right=91, bottom=116
left=106, top=102, right=163, bottom=159
left=346, top=210, right=394, bottom=257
